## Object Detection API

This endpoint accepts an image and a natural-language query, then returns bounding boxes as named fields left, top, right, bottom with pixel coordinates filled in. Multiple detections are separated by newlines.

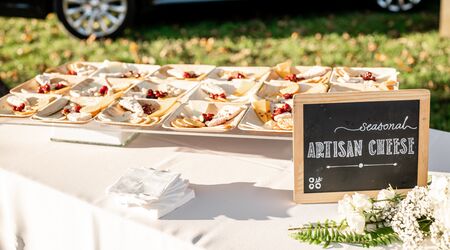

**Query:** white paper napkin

left=107, top=168, right=195, bottom=218
left=108, top=168, right=181, bottom=200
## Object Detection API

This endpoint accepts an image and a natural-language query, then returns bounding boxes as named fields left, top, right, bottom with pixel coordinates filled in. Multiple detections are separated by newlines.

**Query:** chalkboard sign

left=293, top=90, right=430, bottom=203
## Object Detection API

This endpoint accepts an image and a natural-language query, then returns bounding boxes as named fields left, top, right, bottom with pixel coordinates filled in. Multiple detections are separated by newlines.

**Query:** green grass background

left=0, top=3, right=449, bottom=130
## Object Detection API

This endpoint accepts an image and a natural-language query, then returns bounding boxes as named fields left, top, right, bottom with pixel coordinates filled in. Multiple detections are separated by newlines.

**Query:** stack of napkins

left=108, top=168, right=195, bottom=219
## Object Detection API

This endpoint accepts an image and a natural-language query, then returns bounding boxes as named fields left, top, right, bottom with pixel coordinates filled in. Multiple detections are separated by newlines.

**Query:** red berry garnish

left=209, top=93, right=226, bottom=100
left=202, top=113, right=214, bottom=122
left=361, top=71, right=376, bottom=81
left=183, top=71, right=198, bottom=79
left=146, top=89, right=156, bottom=99
left=282, top=93, right=294, bottom=99
left=228, top=72, right=246, bottom=81
left=73, top=104, right=82, bottom=113
left=68, top=69, right=77, bottom=75
left=98, top=85, right=109, bottom=96
left=44, top=84, right=51, bottom=93
left=142, top=104, right=154, bottom=115
left=271, top=109, right=282, bottom=119
left=38, top=84, right=51, bottom=94
left=284, top=74, right=300, bottom=82
left=62, top=108, right=70, bottom=115
left=271, top=103, right=292, bottom=119
left=154, top=90, right=168, bottom=98
left=54, top=82, right=66, bottom=90
left=13, top=103, right=25, bottom=112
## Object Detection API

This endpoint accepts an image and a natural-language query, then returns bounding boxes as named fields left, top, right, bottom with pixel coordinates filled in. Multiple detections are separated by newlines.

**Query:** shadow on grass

left=127, top=0, right=440, bottom=40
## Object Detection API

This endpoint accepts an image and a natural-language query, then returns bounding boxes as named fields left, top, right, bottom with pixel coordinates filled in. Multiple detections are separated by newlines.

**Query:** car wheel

left=376, top=0, right=422, bottom=12
left=54, top=0, right=135, bottom=39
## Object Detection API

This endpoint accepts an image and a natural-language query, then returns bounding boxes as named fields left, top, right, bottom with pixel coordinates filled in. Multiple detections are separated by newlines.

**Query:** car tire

left=54, top=0, right=135, bottom=39
left=375, top=0, right=423, bottom=12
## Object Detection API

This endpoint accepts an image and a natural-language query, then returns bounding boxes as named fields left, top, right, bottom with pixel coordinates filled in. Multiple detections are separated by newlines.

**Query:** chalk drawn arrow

left=326, top=163, right=398, bottom=169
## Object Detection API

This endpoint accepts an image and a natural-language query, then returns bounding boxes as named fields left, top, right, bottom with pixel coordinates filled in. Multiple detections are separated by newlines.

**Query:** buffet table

left=0, top=124, right=448, bottom=250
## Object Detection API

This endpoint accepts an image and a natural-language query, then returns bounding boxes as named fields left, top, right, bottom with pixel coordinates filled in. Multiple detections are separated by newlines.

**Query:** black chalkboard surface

left=293, top=90, right=430, bottom=203
left=303, top=100, right=419, bottom=193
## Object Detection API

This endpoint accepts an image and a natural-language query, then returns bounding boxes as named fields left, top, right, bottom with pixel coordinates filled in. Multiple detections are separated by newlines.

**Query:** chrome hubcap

left=62, top=0, right=128, bottom=37
left=377, top=0, right=421, bottom=12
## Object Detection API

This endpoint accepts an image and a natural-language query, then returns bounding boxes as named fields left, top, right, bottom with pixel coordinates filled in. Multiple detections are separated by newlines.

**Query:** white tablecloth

left=0, top=125, right=448, bottom=250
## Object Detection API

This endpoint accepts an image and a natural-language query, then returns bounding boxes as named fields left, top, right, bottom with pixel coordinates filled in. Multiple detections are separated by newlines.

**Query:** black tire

left=54, top=0, right=136, bottom=39
left=375, top=0, right=423, bottom=12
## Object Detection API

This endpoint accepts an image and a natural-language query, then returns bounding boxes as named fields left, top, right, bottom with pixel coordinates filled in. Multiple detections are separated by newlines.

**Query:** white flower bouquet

left=289, top=176, right=450, bottom=249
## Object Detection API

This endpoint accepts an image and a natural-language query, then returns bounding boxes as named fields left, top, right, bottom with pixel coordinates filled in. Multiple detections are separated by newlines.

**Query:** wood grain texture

left=293, top=89, right=430, bottom=204
left=440, top=0, right=450, bottom=37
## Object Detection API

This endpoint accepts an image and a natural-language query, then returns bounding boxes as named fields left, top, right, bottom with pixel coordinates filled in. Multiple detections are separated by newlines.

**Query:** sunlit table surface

left=0, top=124, right=448, bottom=250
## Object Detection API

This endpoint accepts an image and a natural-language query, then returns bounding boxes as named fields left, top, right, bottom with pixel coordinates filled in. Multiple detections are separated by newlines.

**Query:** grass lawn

left=0, top=2, right=449, bottom=130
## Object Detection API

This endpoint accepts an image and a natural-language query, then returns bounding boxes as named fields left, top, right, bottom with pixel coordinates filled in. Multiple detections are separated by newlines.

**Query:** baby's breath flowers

left=428, top=176, right=450, bottom=249
left=391, top=187, right=433, bottom=249
left=290, top=176, right=450, bottom=249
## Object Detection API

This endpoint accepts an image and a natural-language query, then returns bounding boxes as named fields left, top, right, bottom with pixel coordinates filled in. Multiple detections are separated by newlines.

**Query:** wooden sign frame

left=293, top=89, right=430, bottom=203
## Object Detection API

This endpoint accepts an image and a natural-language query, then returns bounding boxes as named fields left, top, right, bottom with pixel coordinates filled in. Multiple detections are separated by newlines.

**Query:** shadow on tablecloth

left=161, top=182, right=293, bottom=220
left=128, top=134, right=293, bottom=161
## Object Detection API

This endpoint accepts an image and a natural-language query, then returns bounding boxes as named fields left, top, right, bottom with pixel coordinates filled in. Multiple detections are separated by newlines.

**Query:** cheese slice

left=274, top=61, right=292, bottom=79
left=252, top=99, right=271, bottom=123
left=279, top=83, right=300, bottom=95
left=232, top=80, right=254, bottom=96
left=148, top=98, right=177, bottom=118
left=79, top=92, right=122, bottom=115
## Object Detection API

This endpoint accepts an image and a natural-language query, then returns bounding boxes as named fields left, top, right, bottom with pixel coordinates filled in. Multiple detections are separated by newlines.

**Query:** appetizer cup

left=10, top=74, right=81, bottom=96
left=96, top=97, right=179, bottom=127
left=270, top=62, right=332, bottom=84
left=150, top=64, right=216, bottom=82
left=90, top=61, right=160, bottom=79
left=329, top=67, right=399, bottom=92
left=206, top=66, right=270, bottom=82
left=238, top=99, right=294, bottom=133
left=123, top=79, right=198, bottom=101
left=33, top=96, right=103, bottom=124
left=189, top=78, right=264, bottom=103
left=45, top=61, right=103, bottom=76
left=0, top=94, right=57, bottom=118
left=69, top=77, right=132, bottom=98
left=163, top=100, right=247, bottom=132
left=253, top=80, right=328, bottom=102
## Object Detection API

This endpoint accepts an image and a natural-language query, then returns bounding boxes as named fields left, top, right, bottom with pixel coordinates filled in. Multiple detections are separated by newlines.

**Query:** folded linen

left=107, top=168, right=195, bottom=218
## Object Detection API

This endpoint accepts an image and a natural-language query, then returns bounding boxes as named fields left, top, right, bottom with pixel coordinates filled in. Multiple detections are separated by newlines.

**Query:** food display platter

left=0, top=61, right=400, bottom=144
left=0, top=115, right=292, bottom=140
